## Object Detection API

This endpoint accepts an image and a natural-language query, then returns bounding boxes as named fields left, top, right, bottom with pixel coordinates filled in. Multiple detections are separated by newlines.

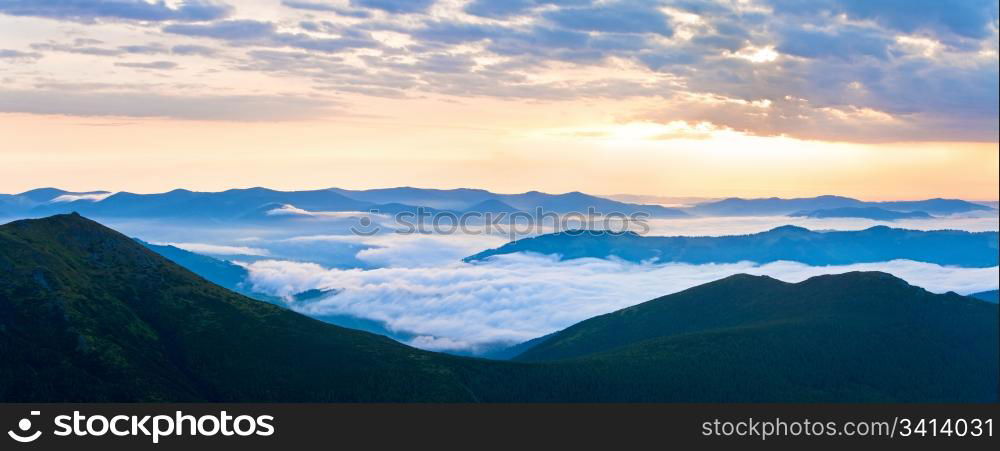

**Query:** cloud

left=157, top=241, right=270, bottom=256
left=464, top=0, right=593, bottom=19
left=279, top=232, right=509, bottom=267
left=767, top=0, right=1000, bottom=40
left=50, top=192, right=113, bottom=202
left=99, top=211, right=996, bottom=356
left=163, top=19, right=379, bottom=53
left=265, top=204, right=321, bottom=216
left=243, top=255, right=999, bottom=353
left=0, top=48, right=42, bottom=61
left=350, top=0, right=435, bottom=14
left=353, top=234, right=509, bottom=267
left=776, top=25, right=894, bottom=61
left=463, top=0, right=536, bottom=18
left=164, top=20, right=275, bottom=41
left=28, top=39, right=199, bottom=58
left=117, top=43, right=166, bottom=54
left=31, top=40, right=123, bottom=56
left=640, top=52, right=999, bottom=142
left=229, top=212, right=998, bottom=353
left=170, top=44, right=216, bottom=56
left=114, top=60, right=177, bottom=70
left=236, top=39, right=673, bottom=101
left=264, top=204, right=383, bottom=220
left=0, top=0, right=233, bottom=23
left=426, top=1, right=996, bottom=142
left=543, top=2, right=674, bottom=36
left=4, top=0, right=997, bottom=142
left=0, top=89, right=338, bottom=121
left=282, top=1, right=371, bottom=17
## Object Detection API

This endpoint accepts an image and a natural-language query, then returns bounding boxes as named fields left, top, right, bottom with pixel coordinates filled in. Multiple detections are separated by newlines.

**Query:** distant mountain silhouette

left=506, top=191, right=689, bottom=217
left=0, top=194, right=24, bottom=214
left=1, top=188, right=110, bottom=215
left=970, top=290, right=999, bottom=303
left=689, top=195, right=862, bottom=215
left=328, top=187, right=497, bottom=210
left=790, top=207, right=933, bottom=220
left=2, top=214, right=995, bottom=402
left=6, top=188, right=990, bottom=221
left=689, top=195, right=992, bottom=216
left=464, top=199, right=522, bottom=214
left=6, top=188, right=994, bottom=221
left=332, top=187, right=689, bottom=217
left=136, top=239, right=254, bottom=295
left=876, top=198, right=995, bottom=215
left=16, top=188, right=111, bottom=204
left=509, top=271, right=997, bottom=402
left=2, top=187, right=687, bottom=220
left=481, top=333, right=556, bottom=360
left=31, top=187, right=375, bottom=220
left=465, top=225, right=999, bottom=267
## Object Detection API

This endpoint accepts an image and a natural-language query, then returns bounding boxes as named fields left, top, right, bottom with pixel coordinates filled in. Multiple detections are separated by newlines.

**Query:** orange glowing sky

left=1, top=0, right=997, bottom=200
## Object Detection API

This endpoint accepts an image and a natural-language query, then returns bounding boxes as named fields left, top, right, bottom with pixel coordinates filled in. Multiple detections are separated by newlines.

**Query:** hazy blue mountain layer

left=136, top=240, right=251, bottom=293
left=789, top=207, right=933, bottom=220
left=689, top=195, right=992, bottom=216
left=970, top=290, right=999, bottom=303
left=2, top=186, right=688, bottom=221
left=465, top=225, right=999, bottom=267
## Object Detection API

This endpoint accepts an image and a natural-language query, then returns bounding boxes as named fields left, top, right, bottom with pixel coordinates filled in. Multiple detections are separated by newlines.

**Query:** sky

left=1, top=0, right=998, bottom=200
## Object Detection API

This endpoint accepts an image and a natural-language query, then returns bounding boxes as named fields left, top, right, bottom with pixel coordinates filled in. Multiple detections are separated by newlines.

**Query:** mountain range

left=689, top=195, right=992, bottom=216
left=0, top=187, right=688, bottom=221
left=1, top=214, right=996, bottom=402
left=1, top=188, right=110, bottom=215
left=3, top=189, right=994, bottom=223
left=465, top=225, right=999, bottom=267
left=789, top=207, right=934, bottom=221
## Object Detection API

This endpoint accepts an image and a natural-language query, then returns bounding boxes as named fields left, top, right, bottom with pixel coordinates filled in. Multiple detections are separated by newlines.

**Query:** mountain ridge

left=790, top=207, right=934, bottom=220
left=465, top=225, right=999, bottom=267
left=2, top=187, right=689, bottom=220
left=0, top=213, right=481, bottom=401
left=5, top=189, right=992, bottom=221
left=689, top=195, right=992, bottom=216
left=512, top=271, right=997, bottom=404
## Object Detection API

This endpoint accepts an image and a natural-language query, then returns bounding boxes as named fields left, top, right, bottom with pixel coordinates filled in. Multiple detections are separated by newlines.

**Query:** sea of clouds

left=242, top=254, right=999, bottom=354
left=108, top=212, right=999, bottom=355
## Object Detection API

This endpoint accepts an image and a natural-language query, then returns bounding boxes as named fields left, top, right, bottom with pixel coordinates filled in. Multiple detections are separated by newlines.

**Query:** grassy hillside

left=0, top=213, right=480, bottom=402
left=512, top=272, right=998, bottom=402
